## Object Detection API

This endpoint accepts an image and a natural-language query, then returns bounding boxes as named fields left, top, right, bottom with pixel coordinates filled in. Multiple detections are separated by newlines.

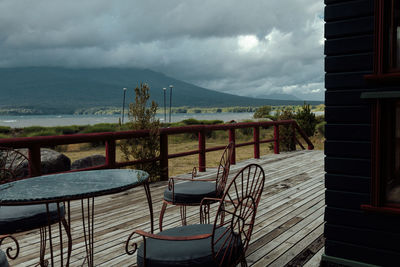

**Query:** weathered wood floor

left=6, top=150, right=325, bottom=266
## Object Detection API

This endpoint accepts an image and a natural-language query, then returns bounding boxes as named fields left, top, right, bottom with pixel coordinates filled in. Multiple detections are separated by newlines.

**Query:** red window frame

left=365, top=0, right=400, bottom=82
left=362, top=98, right=400, bottom=214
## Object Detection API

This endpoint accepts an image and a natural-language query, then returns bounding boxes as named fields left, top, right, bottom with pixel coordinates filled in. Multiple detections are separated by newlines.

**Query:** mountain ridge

left=0, top=67, right=323, bottom=114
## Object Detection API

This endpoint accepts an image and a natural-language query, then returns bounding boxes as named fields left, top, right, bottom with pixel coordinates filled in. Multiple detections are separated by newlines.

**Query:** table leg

left=143, top=182, right=154, bottom=233
left=81, top=198, right=95, bottom=267
left=42, top=202, right=72, bottom=267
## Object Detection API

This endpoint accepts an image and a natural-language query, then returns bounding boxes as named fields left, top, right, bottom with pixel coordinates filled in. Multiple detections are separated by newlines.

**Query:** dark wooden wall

left=324, top=0, right=400, bottom=265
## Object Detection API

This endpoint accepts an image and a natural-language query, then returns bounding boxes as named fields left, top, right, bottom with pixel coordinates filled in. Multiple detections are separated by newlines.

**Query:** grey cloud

left=0, top=0, right=325, bottom=100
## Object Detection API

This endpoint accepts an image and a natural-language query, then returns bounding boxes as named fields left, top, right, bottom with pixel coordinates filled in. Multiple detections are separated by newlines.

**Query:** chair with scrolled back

left=159, top=142, right=234, bottom=231
left=0, top=147, right=67, bottom=266
left=126, top=163, right=265, bottom=267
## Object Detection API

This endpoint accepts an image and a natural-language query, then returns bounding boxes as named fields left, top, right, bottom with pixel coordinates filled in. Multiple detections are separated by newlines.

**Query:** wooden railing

left=0, top=120, right=313, bottom=180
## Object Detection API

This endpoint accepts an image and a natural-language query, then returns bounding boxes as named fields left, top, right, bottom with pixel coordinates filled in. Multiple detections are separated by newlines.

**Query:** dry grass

left=61, top=131, right=324, bottom=177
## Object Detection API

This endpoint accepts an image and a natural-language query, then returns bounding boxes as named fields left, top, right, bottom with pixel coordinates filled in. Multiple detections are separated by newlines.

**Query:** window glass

left=386, top=102, right=400, bottom=203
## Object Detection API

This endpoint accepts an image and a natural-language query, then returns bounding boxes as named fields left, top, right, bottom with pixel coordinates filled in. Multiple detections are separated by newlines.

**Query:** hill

left=0, top=67, right=323, bottom=114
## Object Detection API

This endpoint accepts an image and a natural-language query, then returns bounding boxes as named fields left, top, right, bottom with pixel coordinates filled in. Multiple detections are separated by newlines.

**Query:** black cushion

left=0, top=203, right=65, bottom=235
left=137, top=224, right=241, bottom=267
left=0, top=249, right=9, bottom=267
left=163, top=181, right=217, bottom=204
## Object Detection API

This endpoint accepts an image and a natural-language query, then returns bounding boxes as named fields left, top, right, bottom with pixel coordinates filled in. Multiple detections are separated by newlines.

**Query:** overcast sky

left=0, top=0, right=325, bottom=101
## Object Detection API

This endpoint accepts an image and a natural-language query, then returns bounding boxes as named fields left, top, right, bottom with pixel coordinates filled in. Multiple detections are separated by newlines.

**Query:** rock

left=16, top=148, right=71, bottom=176
left=71, top=155, right=106, bottom=170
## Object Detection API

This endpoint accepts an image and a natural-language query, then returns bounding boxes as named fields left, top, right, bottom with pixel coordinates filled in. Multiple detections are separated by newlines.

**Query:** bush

left=26, top=129, right=58, bottom=137
left=275, top=108, right=296, bottom=152
left=0, top=133, right=10, bottom=139
left=316, top=121, right=326, bottom=136
left=81, top=124, right=117, bottom=134
left=253, top=105, right=272, bottom=119
left=295, top=103, right=318, bottom=137
left=23, top=126, right=48, bottom=133
left=0, top=126, right=11, bottom=134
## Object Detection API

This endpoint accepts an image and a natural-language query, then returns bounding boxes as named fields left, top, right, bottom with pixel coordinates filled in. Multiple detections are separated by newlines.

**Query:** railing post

left=105, top=139, right=116, bottom=168
left=291, top=122, right=296, bottom=151
left=229, top=128, right=236, bottom=164
left=28, top=145, right=41, bottom=177
left=160, top=133, right=169, bottom=181
left=274, top=125, right=280, bottom=154
left=253, top=126, right=260, bottom=159
left=199, top=130, right=206, bottom=172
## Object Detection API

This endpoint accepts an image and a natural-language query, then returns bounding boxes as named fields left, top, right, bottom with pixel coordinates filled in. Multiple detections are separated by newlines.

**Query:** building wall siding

left=324, top=0, right=400, bottom=265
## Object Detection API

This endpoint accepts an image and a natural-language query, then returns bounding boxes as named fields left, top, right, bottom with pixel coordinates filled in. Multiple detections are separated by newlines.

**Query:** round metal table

left=0, top=169, right=154, bottom=266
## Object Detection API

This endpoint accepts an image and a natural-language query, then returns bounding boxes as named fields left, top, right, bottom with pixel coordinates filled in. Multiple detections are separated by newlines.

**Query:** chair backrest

left=215, top=142, right=234, bottom=196
left=0, top=147, right=29, bottom=184
left=211, top=163, right=265, bottom=266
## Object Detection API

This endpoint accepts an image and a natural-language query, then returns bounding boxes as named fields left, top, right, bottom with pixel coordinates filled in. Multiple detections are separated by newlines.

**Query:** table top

left=0, top=169, right=149, bottom=205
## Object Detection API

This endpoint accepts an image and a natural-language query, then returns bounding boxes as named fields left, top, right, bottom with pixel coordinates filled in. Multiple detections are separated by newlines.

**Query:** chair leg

left=180, top=206, right=187, bottom=226
left=240, top=258, right=248, bottom=267
left=159, top=202, right=168, bottom=232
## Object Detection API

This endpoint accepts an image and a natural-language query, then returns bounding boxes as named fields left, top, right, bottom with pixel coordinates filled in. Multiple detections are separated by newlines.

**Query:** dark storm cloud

left=0, top=0, right=324, bottom=100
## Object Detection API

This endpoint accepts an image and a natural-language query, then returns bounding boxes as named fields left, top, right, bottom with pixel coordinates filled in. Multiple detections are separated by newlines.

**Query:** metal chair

left=159, top=142, right=234, bottom=231
left=126, top=163, right=265, bottom=267
left=0, top=235, right=19, bottom=267
left=0, top=147, right=68, bottom=266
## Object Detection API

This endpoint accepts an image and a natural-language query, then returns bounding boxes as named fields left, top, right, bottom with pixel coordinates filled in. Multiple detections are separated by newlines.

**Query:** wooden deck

left=6, top=150, right=325, bottom=266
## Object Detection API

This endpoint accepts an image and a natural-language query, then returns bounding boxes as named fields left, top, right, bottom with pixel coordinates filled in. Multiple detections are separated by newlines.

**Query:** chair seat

left=163, top=181, right=218, bottom=204
left=137, top=224, right=241, bottom=267
left=0, top=250, right=9, bottom=267
left=0, top=203, right=65, bottom=235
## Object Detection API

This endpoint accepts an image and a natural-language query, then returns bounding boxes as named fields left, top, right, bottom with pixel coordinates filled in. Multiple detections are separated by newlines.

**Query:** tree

left=295, top=102, right=318, bottom=137
left=120, top=83, right=161, bottom=182
left=253, top=105, right=272, bottom=119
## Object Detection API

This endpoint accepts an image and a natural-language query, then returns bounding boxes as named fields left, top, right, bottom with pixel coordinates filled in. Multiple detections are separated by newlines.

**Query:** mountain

left=0, top=67, right=323, bottom=114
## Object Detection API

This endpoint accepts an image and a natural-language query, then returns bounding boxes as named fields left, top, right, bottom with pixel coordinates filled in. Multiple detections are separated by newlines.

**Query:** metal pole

left=122, top=88, right=127, bottom=124
left=169, top=85, right=173, bottom=123
left=163, top=88, right=167, bottom=122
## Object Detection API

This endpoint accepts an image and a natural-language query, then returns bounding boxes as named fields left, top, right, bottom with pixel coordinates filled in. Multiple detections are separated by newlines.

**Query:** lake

left=0, top=112, right=256, bottom=128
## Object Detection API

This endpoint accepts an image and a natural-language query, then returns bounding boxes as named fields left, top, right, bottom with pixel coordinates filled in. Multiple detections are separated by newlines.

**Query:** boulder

left=16, top=148, right=71, bottom=176
left=71, top=155, right=106, bottom=170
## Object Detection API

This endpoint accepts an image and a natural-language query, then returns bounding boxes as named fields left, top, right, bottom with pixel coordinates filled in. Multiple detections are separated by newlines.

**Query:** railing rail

left=0, top=120, right=313, bottom=180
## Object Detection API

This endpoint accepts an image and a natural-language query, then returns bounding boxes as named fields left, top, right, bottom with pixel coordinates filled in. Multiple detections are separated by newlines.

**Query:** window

left=385, top=0, right=400, bottom=72
left=361, top=96, right=400, bottom=213
left=380, top=100, right=400, bottom=205
left=366, top=0, right=400, bottom=79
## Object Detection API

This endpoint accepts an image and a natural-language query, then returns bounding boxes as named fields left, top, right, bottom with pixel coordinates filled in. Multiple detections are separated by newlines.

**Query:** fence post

left=160, top=133, right=169, bottom=181
left=28, top=145, right=41, bottom=177
left=254, top=126, right=260, bottom=159
left=229, top=128, right=236, bottom=164
left=274, top=124, right=280, bottom=154
left=291, top=122, right=296, bottom=151
left=199, top=130, right=206, bottom=172
left=105, top=139, right=116, bottom=168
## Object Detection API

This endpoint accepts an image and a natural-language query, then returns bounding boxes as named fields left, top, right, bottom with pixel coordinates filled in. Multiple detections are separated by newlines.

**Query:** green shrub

left=295, top=103, right=318, bottom=137
left=54, top=125, right=84, bottom=135
left=23, top=126, right=48, bottom=133
left=26, top=129, right=58, bottom=137
left=275, top=108, right=296, bottom=152
left=0, top=126, right=11, bottom=134
left=81, top=124, right=117, bottom=134
left=253, top=105, right=272, bottom=119
left=316, top=121, right=326, bottom=136
left=0, top=133, right=10, bottom=139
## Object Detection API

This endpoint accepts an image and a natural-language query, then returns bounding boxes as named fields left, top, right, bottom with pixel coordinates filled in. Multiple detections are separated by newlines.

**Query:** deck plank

left=4, top=150, right=325, bottom=266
